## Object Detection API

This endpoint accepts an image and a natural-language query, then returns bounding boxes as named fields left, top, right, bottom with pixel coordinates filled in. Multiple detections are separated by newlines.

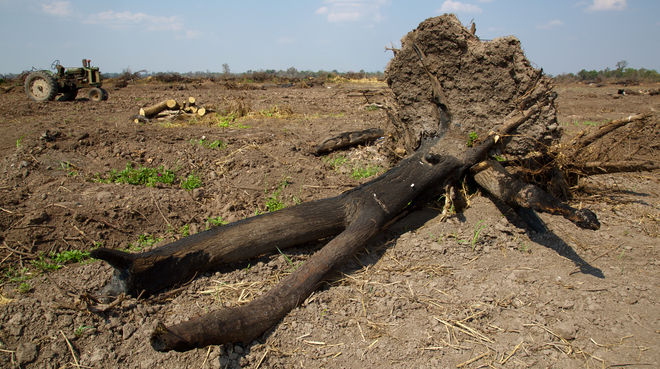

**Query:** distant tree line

left=0, top=66, right=385, bottom=85
left=554, top=60, right=660, bottom=84
left=6, top=60, right=656, bottom=85
left=101, top=66, right=385, bottom=84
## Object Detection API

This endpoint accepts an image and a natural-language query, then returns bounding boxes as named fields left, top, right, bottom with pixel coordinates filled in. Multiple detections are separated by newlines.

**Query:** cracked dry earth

left=0, top=79, right=659, bottom=368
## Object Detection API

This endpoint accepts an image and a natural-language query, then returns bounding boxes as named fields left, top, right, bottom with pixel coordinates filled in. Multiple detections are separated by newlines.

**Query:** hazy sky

left=1, top=0, right=658, bottom=75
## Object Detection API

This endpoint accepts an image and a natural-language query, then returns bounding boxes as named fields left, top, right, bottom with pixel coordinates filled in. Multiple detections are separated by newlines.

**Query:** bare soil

left=0, top=79, right=659, bottom=368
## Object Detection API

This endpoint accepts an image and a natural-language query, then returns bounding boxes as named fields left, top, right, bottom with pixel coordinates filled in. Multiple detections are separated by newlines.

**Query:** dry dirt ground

left=0, top=79, right=658, bottom=368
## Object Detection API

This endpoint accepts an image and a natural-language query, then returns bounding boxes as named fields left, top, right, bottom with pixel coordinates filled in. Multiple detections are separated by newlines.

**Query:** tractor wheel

left=100, top=88, right=109, bottom=101
left=58, top=88, right=78, bottom=101
left=88, top=87, right=106, bottom=102
left=24, top=71, right=57, bottom=102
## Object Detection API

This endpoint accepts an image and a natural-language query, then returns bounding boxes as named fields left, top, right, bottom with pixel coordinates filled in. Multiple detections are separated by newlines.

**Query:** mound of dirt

left=385, top=14, right=559, bottom=156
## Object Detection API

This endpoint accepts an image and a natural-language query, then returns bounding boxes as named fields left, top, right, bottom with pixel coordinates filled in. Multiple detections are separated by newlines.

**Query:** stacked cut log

left=134, top=96, right=213, bottom=123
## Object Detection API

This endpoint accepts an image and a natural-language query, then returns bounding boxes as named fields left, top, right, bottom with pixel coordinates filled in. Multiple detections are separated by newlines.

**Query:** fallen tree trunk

left=149, top=105, right=539, bottom=351
left=92, top=14, right=610, bottom=353
left=313, top=128, right=384, bottom=155
left=140, top=99, right=179, bottom=118
left=92, top=104, right=540, bottom=351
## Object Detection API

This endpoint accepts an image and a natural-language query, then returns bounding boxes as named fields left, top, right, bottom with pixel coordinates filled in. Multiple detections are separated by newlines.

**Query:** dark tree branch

left=313, top=128, right=384, bottom=155
left=471, top=160, right=600, bottom=230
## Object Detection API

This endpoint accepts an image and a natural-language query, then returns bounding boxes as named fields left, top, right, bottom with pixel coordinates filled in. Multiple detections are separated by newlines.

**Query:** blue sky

left=1, top=0, right=658, bottom=75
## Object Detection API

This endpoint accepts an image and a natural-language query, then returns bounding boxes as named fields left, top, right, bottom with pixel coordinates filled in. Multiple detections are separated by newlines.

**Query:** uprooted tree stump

left=90, top=14, right=656, bottom=352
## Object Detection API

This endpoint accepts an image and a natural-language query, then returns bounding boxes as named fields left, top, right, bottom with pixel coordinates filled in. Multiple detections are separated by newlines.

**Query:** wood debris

left=134, top=96, right=214, bottom=123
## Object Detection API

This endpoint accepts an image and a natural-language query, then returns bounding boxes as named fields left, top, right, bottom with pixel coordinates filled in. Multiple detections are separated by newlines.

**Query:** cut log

left=183, top=97, right=197, bottom=112
left=313, top=128, right=384, bottom=155
left=197, top=107, right=207, bottom=117
left=139, top=99, right=180, bottom=118
left=132, top=115, right=149, bottom=124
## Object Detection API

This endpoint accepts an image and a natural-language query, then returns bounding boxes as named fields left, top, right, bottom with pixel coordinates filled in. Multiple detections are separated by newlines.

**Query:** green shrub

left=181, top=173, right=203, bottom=190
left=52, top=250, right=90, bottom=264
left=126, top=234, right=162, bottom=252
left=351, top=165, right=381, bottom=180
left=103, top=163, right=175, bottom=186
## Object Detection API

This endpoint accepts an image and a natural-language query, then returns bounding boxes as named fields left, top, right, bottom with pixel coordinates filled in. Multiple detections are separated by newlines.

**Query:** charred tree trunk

left=313, top=128, right=384, bottom=155
left=93, top=105, right=539, bottom=351
left=91, top=14, right=611, bottom=353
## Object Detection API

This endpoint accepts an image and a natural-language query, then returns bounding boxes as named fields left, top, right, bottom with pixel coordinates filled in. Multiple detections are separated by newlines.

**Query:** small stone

left=28, top=211, right=50, bottom=224
left=234, top=344, right=244, bottom=354
left=122, top=323, right=136, bottom=340
left=140, top=357, right=156, bottom=369
left=192, top=188, right=204, bottom=200
left=554, top=320, right=577, bottom=340
left=59, top=314, right=74, bottom=329
left=15, top=342, right=38, bottom=365
left=88, top=348, right=105, bottom=364
left=559, top=300, right=575, bottom=309
left=9, top=324, right=23, bottom=336
left=96, top=191, right=113, bottom=202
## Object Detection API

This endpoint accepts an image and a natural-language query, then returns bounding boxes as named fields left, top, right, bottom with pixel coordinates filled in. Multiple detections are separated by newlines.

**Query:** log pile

left=133, top=96, right=214, bottom=123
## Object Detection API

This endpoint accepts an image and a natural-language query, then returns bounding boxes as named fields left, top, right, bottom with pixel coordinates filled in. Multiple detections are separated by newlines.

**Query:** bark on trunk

left=139, top=99, right=180, bottom=118
left=314, top=128, right=384, bottom=155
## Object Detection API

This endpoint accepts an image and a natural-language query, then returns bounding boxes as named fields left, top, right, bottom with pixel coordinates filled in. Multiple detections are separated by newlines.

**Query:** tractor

left=24, top=59, right=108, bottom=102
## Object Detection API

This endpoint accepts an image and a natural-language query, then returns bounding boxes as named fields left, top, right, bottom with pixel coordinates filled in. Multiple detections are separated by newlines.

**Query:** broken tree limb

left=151, top=205, right=385, bottom=351
left=569, top=112, right=649, bottom=155
left=313, top=128, right=384, bottom=155
left=90, top=199, right=346, bottom=296
left=132, top=115, right=149, bottom=124
left=139, top=99, right=180, bottom=118
left=570, top=160, right=660, bottom=175
left=471, top=160, right=599, bottom=230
